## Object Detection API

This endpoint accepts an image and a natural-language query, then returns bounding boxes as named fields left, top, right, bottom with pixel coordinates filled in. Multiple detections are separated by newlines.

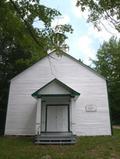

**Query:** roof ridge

left=11, top=52, right=105, bottom=81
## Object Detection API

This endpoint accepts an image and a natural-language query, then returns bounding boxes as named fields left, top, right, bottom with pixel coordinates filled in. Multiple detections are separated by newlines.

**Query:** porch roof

left=32, top=78, right=80, bottom=99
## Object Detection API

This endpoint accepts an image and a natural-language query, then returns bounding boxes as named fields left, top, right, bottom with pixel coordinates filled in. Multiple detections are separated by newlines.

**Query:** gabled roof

left=32, top=78, right=80, bottom=98
left=11, top=52, right=105, bottom=81
left=61, top=52, right=105, bottom=80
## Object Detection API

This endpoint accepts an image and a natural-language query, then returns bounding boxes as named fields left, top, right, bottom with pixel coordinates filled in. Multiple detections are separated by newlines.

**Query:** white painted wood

left=41, top=102, right=46, bottom=132
left=70, top=98, right=74, bottom=132
left=36, top=98, right=41, bottom=135
left=5, top=52, right=111, bottom=136
left=38, top=81, right=70, bottom=95
left=47, top=106, right=56, bottom=131
left=47, top=106, right=68, bottom=132
left=41, top=96, right=70, bottom=132
left=57, top=106, right=68, bottom=131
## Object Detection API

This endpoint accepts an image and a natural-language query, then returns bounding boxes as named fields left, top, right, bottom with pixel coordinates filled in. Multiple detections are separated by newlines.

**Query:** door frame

left=45, top=104, right=70, bottom=132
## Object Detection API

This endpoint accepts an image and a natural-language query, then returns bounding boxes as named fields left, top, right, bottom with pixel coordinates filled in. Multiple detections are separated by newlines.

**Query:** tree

left=93, top=37, right=120, bottom=124
left=0, top=0, right=73, bottom=134
left=76, top=0, right=120, bottom=32
left=0, top=0, right=72, bottom=56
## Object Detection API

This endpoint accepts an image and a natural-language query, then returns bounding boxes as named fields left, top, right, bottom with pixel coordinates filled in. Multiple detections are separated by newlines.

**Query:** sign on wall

left=85, top=105, right=97, bottom=112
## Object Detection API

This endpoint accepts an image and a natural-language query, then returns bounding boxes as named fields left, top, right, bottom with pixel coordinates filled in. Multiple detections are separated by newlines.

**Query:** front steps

left=34, top=132, right=76, bottom=144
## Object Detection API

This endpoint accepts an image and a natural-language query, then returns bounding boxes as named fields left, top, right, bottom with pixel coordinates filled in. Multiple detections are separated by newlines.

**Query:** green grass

left=0, top=129, right=120, bottom=159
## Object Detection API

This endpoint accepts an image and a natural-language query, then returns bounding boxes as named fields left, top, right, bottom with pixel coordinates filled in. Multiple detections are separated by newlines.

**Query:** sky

left=34, top=0, right=120, bottom=65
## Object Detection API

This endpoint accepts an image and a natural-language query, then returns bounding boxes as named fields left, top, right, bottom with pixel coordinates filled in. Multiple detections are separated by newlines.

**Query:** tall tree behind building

left=93, top=37, right=120, bottom=124
left=76, top=0, right=120, bottom=32
left=0, top=0, right=73, bottom=134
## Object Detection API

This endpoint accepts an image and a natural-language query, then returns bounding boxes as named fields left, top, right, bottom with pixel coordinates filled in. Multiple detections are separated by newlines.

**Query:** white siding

left=38, top=81, right=70, bottom=95
left=5, top=53, right=111, bottom=136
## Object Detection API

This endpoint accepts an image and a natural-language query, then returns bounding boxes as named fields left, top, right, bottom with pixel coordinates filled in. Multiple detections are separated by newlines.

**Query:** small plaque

left=85, top=105, right=97, bottom=112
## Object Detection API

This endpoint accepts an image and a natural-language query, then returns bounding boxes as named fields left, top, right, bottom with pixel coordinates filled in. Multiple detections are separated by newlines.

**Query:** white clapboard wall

left=5, top=53, right=111, bottom=136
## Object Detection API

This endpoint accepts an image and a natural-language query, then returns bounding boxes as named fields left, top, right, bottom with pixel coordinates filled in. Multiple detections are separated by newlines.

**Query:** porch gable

left=32, top=78, right=80, bottom=98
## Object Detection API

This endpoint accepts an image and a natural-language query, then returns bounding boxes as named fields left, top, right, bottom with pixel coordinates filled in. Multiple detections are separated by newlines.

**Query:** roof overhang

left=32, top=78, right=80, bottom=99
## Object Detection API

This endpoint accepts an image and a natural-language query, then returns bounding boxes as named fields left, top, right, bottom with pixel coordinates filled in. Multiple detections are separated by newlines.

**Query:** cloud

left=88, top=21, right=120, bottom=43
left=71, top=0, right=120, bottom=41
left=51, top=15, right=70, bottom=28
left=33, top=17, right=45, bottom=29
left=77, top=35, right=96, bottom=65
left=75, top=21, right=120, bottom=65
left=33, top=15, right=71, bottom=30
left=71, top=0, right=89, bottom=19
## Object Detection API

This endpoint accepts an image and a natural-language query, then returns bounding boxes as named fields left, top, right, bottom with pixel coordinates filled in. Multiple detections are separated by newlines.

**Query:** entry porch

left=32, top=79, right=80, bottom=144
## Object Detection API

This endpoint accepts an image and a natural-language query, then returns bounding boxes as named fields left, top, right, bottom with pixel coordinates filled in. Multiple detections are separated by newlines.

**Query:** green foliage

left=0, top=0, right=73, bottom=55
left=0, top=0, right=73, bottom=133
left=76, top=0, right=120, bottom=32
left=93, top=37, right=120, bottom=124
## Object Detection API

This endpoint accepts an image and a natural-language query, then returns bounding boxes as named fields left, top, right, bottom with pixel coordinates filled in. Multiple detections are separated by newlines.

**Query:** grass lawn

left=0, top=129, right=120, bottom=159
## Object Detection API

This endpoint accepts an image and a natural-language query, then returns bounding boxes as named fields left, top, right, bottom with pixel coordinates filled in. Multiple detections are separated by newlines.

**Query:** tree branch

left=9, top=0, right=46, bottom=51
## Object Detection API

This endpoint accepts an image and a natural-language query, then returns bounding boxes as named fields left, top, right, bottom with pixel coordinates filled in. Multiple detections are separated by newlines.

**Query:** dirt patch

left=113, top=125, right=120, bottom=129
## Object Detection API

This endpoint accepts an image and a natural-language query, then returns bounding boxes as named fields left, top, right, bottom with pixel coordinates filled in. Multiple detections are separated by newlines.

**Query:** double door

left=47, top=105, right=68, bottom=132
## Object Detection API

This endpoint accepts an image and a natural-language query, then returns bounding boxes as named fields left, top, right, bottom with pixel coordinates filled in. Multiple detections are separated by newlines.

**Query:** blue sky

left=34, top=0, right=119, bottom=65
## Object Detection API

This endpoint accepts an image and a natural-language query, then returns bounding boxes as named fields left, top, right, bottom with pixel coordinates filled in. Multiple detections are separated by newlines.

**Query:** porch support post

left=35, top=98, right=41, bottom=135
left=70, top=98, right=74, bottom=132
left=68, top=105, right=70, bottom=132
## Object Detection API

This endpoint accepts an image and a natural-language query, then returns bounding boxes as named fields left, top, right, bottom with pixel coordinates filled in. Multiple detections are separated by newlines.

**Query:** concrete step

left=35, top=136, right=76, bottom=140
left=39, top=132, right=73, bottom=137
left=34, top=132, right=76, bottom=144
left=35, top=141, right=76, bottom=145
